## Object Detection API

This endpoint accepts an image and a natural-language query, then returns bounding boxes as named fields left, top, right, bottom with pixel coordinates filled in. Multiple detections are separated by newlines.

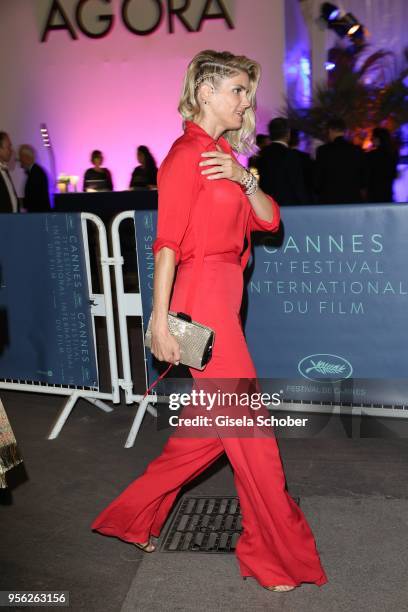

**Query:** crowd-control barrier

left=129, top=204, right=408, bottom=436
left=110, top=210, right=159, bottom=448
left=0, top=213, right=119, bottom=439
left=1, top=205, right=408, bottom=450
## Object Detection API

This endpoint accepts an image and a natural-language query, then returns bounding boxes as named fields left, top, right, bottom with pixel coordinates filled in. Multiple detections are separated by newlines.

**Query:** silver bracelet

left=240, top=169, right=258, bottom=196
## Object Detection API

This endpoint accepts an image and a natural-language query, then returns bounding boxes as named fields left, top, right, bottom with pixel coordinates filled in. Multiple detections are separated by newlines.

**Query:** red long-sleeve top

left=152, top=120, right=280, bottom=268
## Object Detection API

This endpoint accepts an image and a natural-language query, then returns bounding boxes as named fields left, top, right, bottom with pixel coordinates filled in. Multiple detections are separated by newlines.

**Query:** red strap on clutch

left=143, top=363, right=173, bottom=400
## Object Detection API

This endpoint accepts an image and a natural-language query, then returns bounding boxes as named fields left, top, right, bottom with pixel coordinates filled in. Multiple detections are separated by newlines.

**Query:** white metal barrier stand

left=0, top=212, right=121, bottom=439
left=110, top=211, right=163, bottom=448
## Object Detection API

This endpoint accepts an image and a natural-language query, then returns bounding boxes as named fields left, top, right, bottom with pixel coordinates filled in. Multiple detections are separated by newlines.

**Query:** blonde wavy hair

left=178, top=50, right=261, bottom=155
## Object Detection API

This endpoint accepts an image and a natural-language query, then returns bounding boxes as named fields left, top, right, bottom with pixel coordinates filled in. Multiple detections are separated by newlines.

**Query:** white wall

left=0, top=0, right=285, bottom=194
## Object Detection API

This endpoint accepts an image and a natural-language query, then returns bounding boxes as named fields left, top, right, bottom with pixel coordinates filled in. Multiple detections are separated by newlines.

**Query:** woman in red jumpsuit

left=91, top=50, right=328, bottom=593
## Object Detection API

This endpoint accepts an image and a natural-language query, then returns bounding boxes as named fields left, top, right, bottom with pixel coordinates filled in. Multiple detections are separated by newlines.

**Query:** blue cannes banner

left=135, top=205, right=408, bottom=407
left=0, top=214, right=98, bottom=388
left=134, top=211, right=159, bottom=384
left=246, top=204, right=408, bottom=406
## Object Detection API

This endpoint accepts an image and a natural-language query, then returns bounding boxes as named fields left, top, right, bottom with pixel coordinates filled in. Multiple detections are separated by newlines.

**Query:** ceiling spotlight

left=341, top=13, right=362, bottom=37
left=320, top=3, right=365, bottom=44
left=321, top=3, right=340, bottom=22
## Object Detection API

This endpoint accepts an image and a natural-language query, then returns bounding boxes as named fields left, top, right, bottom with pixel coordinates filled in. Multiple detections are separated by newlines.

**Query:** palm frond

left=356, top=49, right=394, bottom=79
left=285, top=46, right=408, bottom=140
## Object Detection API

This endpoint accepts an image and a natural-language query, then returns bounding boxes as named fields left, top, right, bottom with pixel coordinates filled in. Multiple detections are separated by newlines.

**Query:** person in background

left=83, top=150, right=113, bottom=192
left=247, top=133, right=270, bottom=178
left=257, top=117, right=307, bottom=205
left=366, top=127, right=399, bottom=203
left=0, top=132, right=19, bottom=213
left=315, top=118, right=368, bottom=204
left=289, top=129, right=315, bottom=203
left=129, top=145, right=158, bottom=189
left=18, top=145, right=50, bottom=212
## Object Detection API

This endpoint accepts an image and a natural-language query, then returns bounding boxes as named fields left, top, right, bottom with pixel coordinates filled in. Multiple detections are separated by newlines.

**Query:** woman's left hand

left=199, top=145, right=245, bottom=184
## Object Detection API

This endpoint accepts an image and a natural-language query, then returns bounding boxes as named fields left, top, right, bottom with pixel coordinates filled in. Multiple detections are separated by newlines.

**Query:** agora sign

left=41, top=0, right=234, bottom=41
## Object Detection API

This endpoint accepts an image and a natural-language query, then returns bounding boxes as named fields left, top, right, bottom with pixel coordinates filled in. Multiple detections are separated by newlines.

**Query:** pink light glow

left=1, top=1, right=285, bottom=195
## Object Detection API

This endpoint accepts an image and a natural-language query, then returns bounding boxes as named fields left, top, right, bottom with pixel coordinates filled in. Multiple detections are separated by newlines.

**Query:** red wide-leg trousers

left=91, top=257, right=328, bottom=588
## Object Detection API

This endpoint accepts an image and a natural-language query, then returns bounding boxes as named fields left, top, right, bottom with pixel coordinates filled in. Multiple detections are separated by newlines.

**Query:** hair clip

left=194, top=71, right=228, bottom=89
left=194, top=74, right=213, bottom=89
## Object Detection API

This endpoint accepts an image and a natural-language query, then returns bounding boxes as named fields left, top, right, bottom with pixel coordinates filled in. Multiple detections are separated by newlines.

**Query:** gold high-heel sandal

left=133, top=541, right=155, bottom=553
left=264, top=585, right=296, bottom=592
left=243, top=577, right=296, bottom=592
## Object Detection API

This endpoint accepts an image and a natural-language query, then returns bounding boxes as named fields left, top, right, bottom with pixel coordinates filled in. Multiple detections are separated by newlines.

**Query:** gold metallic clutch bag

left=144, top=311, right=215, bottom=370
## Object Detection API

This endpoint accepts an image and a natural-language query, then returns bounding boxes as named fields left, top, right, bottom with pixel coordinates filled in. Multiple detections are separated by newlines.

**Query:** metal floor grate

left=161, top=496, right=241, bottom=554
left=160, top=495, right=299, bottom=554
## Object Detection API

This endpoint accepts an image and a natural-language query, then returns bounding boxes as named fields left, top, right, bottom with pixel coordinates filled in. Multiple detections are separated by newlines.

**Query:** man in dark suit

left=257, top=118, right=308, bottom=205
left=0, top=131, right=19, bottom=213
left=315, top=118, right=368, bottom=204
left=247, top=133, right=270, bottom=177
left=18, top=145, right=50, bottom=212
left=289, top=129, right=316, bottom=203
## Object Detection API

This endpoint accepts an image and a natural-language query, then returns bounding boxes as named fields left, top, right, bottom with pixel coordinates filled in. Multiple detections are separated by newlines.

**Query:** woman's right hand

left=151, top=322, right=181, bottom=365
